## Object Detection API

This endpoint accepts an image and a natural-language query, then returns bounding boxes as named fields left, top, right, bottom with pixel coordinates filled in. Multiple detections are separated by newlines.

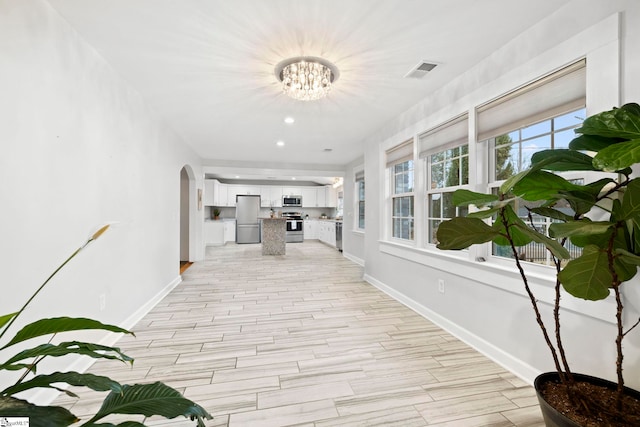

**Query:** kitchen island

left=260, top=217, right=287, bottom=255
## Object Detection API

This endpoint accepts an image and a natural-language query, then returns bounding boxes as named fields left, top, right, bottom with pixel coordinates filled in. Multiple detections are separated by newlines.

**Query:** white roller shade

left=355, top=170, right=364, bottom=181
left=386, top=140, right=413, bottom=167
left=419, top=114, right=468, bottom=158
left=477, top=59, right=586, bottom=141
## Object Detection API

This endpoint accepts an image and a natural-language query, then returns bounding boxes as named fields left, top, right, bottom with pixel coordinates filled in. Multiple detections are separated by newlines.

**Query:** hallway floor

left=56, top=241, right=544, bottom=426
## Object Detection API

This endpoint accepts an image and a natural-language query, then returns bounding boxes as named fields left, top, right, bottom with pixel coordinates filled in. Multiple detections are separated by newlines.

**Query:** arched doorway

left=179, top=165, right=195, bottom=273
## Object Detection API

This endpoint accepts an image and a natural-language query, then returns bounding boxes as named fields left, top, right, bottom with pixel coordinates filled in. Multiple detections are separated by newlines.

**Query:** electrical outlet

left=99, top=294, right=106, bottom=311
left=438, top=279, right=445, bottom=294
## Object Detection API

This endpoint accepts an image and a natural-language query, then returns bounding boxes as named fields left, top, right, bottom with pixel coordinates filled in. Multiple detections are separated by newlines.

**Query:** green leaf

left=451, top=189, right=499, bottom=207
left=614, top=257, right=638, bottom=283
left=621, top=178, right=640, bottom=220
left=510, top=223, right=570, bottom=259
left=467, top=205, right=503, bottom=219
left=569, top=134, right=625, bottom=152
left=616, top=248, right=640, bottom=265
left=576, top=103, right=640, bottom=139
left=549, top=220, right=612, bottom=238
left=0, top=313, right=18, bottom=330
left=593, top=139, right=640, bottom=172
left=435, top=217, right=500, bottom=250
left=1, top=317, right=133, bottom=349
left=0, top=341, right=133, bottom=371
left=557, top=188, right=598, bottom=216
left=84, top=382, right=212, bottom=425
left=529, top=207, right=574, bottom=222
left=585, top=178, right=617, bottom=196
left=2, top=371, right=122, bottom=396
left=512, top=170, right=577, bottom=201
left=491, top=204, right=534, bottom=247
left=0, top=395, right=79, bottom=427
left=530, top=149, right=598, bottom=171
left=558, top=246, right=612, bottom=300
left=620, top=102, right=640, bottom=117
left=500, top=169, right=532, bottom=196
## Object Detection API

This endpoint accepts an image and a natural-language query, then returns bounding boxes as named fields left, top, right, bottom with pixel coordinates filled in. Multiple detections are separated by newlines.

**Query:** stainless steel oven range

left=281, top=212, right=304, bottom=243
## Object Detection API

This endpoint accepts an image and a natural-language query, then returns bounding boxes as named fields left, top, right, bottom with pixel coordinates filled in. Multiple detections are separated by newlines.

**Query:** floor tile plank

left=53, top=241, right=543, bottom=426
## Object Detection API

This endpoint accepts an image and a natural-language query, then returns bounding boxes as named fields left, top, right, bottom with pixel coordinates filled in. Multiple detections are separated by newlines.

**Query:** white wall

left=343, top=156, right=365, bottom=266
left=0, top=0, right=204, bottom=399
left=356, top=0, right=640, bottom=389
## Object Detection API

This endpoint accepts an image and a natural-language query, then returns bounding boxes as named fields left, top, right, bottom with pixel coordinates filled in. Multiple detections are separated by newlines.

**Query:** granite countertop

left=259, top=217, right=287, bottom=220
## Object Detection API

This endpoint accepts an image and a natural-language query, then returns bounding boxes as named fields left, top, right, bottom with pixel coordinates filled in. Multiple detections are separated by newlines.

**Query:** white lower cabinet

left=223, top=220, right=236, bottom=243
left=304, top=220, right=318, bottom=240
left=204, top=221, right=224, bottom=246
left=318, top=221, right=336, bottom=247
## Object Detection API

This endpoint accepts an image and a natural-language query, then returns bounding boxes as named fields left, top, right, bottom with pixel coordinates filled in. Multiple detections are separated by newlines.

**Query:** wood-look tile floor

left=55, top=241, right=544, bottom=426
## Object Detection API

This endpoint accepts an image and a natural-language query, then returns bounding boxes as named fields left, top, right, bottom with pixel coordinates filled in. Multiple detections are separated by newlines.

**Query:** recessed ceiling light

left=235, top=175, right=240, bottom=178
left=284, top=117, right=295, bottom=124
left=276, top=141, right=285, bottom=147
left=291, top=177, right=296, bottom=180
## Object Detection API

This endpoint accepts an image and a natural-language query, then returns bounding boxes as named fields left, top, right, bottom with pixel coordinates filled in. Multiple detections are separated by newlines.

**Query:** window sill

left=351, top=229, right=365, bottom=236
left=377, top=239, right=616, bottom=324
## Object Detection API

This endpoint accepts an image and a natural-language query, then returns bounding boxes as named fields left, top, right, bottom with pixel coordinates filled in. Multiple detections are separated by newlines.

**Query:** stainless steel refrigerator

left=236, top=195, right=261, bottom=244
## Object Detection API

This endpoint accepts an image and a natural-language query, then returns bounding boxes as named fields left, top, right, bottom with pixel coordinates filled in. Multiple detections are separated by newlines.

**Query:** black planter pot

left=534, top=372, right=640, bottom=427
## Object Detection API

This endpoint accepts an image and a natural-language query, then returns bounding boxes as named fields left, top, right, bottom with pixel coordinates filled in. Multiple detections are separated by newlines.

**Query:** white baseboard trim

left=343, top=251, right=364, bottom=267
left=363, top=273, right=541, bottom=385
left=120, top=274, right=183, bottom=330
left=28, top=275, right=183, bottom=406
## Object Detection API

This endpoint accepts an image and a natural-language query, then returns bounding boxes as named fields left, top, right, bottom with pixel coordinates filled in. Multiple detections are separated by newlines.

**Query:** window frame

left=425, top=143, right=470, bottom=245
left=485, top=108, right=588, bottom=266
left=390, top=158, right=415, bottom=242
left=355, top=169, right=365, bottom=231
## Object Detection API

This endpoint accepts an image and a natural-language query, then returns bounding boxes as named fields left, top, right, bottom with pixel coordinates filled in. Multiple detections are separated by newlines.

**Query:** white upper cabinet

left=215, top=181, right=228, bottom=206
left=204, top=179, right=216, bottom=206
left=325, top=186, right=337, bottom=208
left=316, top=187, right=326, bottom=207
left=233, top=185, right=260, bottom=196
left=202, top=182, right=335, bottom=208
left=270, top=186, right=283, bottom=207
left=227, top=185, right=258, bottom=206
left=260, top=186, right=272, bottom=207
left=204, top=179, right=229, bottom=206
left=282, top=187, right=301, bottom=196
left=301, top=187, right=317, bottom=207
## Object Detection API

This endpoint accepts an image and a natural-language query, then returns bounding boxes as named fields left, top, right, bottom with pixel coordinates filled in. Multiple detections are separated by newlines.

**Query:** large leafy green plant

left=436, top=103, right=640, bottom=424
left=0, top=225, right=212, bottom=427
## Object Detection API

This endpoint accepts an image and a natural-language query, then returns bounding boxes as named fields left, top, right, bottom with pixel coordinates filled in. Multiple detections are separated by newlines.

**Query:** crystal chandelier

left=275, top=57, right=339, bottom=101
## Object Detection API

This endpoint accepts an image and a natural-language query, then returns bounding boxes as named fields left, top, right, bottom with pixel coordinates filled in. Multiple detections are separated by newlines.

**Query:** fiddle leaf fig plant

left=436, top=103, right=640, bottom=425
left=0, top=225, right=212, bottom=427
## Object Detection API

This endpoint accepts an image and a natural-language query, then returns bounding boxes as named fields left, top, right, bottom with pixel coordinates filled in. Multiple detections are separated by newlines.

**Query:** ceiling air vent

left=404, top=61, right=438, bottom=79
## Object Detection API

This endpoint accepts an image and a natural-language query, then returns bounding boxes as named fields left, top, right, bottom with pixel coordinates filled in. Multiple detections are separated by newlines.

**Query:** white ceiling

left=47, top=0, right=569, bottom=183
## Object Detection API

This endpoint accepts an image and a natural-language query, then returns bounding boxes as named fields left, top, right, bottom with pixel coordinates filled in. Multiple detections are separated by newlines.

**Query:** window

left=420, top=115, right=469, bottom=244
left=355, top=170, right=365, bottom=229
left=477, top=60, right=586, bottom=265
left=387, top=141, right=414, bottom=241
left=488, top=110, right=586, bottom=265
left=490, top=108, right=586, bottom=181
left=426, top=146, right=469, bottom=243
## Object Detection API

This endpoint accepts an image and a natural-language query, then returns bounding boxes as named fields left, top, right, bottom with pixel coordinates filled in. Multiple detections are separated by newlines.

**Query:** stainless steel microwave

left=283, top=195, right=302, bottom=207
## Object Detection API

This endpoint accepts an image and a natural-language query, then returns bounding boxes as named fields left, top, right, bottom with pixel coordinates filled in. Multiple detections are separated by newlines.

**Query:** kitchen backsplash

left=206, top=206, right=337, bottom=220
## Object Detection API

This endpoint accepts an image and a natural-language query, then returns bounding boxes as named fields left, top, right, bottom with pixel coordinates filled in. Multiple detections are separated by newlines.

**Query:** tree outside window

left=426, top=145, right=469, bottom=243
left=489, top=108, right=586, bottom=264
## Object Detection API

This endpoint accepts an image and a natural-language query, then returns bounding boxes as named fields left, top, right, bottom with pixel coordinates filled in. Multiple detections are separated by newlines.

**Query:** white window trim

left=424, top=145, right=470, bottom=246
left=390, top=158, right=415, bottom=242
left=354, top=166, right=365, bottom=231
